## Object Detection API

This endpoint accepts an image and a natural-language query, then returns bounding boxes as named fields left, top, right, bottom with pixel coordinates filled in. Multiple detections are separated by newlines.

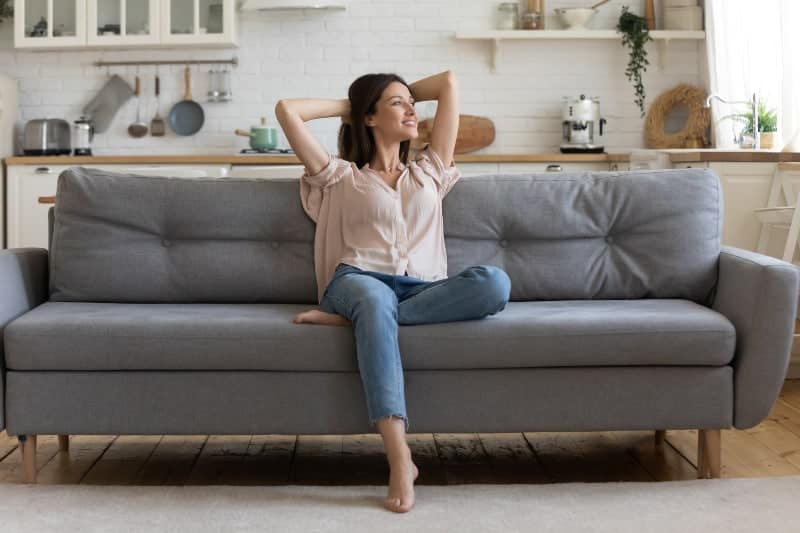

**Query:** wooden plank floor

left=3, top=380, right=800, bottom=486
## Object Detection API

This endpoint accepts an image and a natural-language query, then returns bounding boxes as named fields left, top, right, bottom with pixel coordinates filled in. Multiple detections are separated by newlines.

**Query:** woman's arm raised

left=408, top=70, right=459, bottom=167
left=275, top=98, right=351, bottom=176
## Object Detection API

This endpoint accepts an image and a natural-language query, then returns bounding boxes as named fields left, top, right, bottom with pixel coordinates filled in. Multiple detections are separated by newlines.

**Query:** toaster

left=23, top=118, right=71, bottom=156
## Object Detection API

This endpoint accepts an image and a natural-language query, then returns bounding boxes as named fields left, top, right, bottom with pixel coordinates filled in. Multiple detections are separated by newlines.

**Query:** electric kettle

left=73, top=116, right=94, bottom=156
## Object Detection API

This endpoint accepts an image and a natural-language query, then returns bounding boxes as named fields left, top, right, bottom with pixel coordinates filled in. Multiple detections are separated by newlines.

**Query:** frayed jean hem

left=371, top=413, right=410, bottom=433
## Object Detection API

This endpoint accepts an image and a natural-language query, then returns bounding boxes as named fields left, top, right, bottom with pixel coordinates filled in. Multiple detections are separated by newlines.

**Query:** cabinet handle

left=35, top=167, right=53, bottom=174
left=546, top=164, right=563, bottom=172
left=38, top=196, right=56, bottom=204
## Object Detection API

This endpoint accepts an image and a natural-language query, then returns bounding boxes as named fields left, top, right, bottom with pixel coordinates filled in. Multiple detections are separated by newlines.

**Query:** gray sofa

left=1, top=166, right=798, bottom=484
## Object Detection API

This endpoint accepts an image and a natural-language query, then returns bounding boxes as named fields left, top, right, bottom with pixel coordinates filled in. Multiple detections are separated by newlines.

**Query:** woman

left=275, top=70, right=511, bottom=513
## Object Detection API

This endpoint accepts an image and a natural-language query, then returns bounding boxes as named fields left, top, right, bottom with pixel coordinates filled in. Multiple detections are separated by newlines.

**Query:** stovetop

left=240, top=148, right=294, bottom=155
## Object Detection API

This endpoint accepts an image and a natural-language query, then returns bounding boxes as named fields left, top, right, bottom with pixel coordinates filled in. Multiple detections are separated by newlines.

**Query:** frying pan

left=169, top=66, right=204, bottom=136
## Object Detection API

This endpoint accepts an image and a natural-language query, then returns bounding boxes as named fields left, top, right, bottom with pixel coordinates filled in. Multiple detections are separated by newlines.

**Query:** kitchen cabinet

left=14, top=0, right=236, bottom=49
left=6, top=164, right=230, bottom=249
left=0, top=172, right=4, bottom=248
left=458, top=162, right=612, bottom=177
left=87, top=0, right=160, bottom=46
left=161, top=0, right=236, bottom=46
left=497, top=162, right=610, bottom=174
left=14, top=0, right=88, bottom=49
left=228, top=165, right=306, bottom=178
left=452, top=163, right=498, bottom=177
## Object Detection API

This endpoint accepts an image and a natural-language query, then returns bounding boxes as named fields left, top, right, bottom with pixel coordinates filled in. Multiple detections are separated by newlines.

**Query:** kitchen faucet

left=705, top=93, right=759, bottom=149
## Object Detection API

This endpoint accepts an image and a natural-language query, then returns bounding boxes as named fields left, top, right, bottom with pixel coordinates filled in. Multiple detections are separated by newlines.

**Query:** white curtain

left=705, top=0, right=800, bottom=149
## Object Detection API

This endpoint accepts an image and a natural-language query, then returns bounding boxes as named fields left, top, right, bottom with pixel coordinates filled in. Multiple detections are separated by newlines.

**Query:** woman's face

left=365, top=81, right=418, bottom=142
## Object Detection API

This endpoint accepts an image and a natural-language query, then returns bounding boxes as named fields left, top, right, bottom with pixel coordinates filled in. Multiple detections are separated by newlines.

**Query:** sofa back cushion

left=444, top=169, right=721, bottom=305
left=49, top=166, right=721, bottom=304
left=50, top=168, right=319, bottom=303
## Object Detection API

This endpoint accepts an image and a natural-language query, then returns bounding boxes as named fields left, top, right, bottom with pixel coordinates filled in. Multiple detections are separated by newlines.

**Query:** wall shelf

left=454, top=30, right=706, bottom=71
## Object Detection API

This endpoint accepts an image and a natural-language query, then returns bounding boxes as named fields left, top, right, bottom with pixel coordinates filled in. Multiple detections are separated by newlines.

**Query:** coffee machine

left=560, top=94, right=607, bottom=153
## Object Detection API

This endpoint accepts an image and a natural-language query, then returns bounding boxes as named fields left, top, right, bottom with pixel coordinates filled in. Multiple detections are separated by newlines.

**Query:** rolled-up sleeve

left=299, top=154, right=349, bottom=223
left=414, top=145, right=461, bottom=199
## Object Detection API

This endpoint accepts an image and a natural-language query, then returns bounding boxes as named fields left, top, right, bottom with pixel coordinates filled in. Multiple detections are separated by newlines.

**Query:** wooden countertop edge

left=667, top=152, right=800, bottom=163
left=5, top=152, right=798, bottom=165
left=3, top=153, right=631, bottom=165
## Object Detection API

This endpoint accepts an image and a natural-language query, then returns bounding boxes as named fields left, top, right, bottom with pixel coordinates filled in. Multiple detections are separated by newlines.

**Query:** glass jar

left=497, top=2, right=520, bottom=30
left=521, top=11, right=541, bottom=29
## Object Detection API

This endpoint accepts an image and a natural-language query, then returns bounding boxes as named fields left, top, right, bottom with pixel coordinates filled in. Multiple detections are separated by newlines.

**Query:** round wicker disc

left=644, top=84, right=711, bottom=148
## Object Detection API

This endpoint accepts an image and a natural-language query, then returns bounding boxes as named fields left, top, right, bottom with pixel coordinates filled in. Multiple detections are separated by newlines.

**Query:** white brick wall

left=0, top=0, right=707, bottom=155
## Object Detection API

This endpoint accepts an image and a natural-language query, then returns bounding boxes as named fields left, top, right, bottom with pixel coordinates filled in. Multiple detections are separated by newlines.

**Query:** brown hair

left=338, top=73, right=413, bottom=168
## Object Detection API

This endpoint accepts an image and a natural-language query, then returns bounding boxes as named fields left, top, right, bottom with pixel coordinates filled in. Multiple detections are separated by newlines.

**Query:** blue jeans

left=318, top=262, right=512, bottom=432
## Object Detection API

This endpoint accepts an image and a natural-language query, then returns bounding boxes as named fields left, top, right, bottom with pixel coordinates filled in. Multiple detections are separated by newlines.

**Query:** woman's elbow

left=275, top=100, right=292, bottom=124
left=444, top=70, right=458, bottom=87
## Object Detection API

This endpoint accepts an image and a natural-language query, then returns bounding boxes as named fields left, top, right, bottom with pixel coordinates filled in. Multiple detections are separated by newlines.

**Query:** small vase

left=760, top=132, right=775, bottom=150
left=644, top=0, right=655, bottom=29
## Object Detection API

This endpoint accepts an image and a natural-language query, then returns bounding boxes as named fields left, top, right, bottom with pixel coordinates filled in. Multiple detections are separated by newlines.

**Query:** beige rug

left=2, top=477, right=799, bottom=532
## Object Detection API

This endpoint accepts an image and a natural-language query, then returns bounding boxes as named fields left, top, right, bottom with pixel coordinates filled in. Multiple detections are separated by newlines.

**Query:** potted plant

left=617, top=6, right=652, bottom=118
left=721, top=99, right=779, bottom=149
left=0, top=0, right=12, bottom=23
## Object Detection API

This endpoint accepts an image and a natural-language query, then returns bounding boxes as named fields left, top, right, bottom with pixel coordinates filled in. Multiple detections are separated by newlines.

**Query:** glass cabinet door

left=162, top=0, right=235, bottom=45
left=87, top=0, right=159, bottom=45
left=15, top=0, right=87, bottom=48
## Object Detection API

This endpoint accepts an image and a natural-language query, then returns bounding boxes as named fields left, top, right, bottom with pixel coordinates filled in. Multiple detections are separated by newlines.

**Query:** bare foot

left=384, top=455, right=419, bottom=513
left=292, top=309, right=352, bottom=326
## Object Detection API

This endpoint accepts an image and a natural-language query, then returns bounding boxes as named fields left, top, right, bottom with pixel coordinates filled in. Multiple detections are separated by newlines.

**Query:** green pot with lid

left=235, top=116, right=279, bottom=151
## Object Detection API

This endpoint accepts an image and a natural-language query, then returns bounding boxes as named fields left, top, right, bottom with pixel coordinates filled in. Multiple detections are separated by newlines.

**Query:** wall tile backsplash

left=0, top=0, right=707, bottom=155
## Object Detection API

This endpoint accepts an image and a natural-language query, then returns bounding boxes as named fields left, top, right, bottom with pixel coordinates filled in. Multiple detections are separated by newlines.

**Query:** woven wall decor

left=644, top=84, right=710, bottom=148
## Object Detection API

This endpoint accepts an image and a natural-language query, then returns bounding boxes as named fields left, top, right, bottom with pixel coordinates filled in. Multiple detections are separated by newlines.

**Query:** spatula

left=150, top=74, right=165, bottom=137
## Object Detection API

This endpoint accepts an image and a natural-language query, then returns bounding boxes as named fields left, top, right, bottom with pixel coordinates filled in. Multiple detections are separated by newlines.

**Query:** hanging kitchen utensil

left=82, top=74, right=134, bottom=134
left=208, top=68, right=220, bottom=102
left=219, top=67, right=232, bottom=102
left=168, top=65, right=205, bottom=136
left=150, top=71, right=166, bottom=137
left=127, top=75, right=148, bottom=138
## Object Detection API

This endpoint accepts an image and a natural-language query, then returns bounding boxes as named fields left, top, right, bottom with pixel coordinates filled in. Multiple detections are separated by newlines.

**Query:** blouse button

left=499, top=239, right=509, bottom=248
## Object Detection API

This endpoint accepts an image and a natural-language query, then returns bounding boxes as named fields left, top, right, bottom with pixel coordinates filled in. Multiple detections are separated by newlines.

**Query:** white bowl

left=554, top=8, right=598, bottom=30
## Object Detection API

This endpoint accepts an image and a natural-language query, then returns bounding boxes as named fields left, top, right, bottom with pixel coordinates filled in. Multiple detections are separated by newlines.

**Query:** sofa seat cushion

left=4, top=300, right=735, bottom=371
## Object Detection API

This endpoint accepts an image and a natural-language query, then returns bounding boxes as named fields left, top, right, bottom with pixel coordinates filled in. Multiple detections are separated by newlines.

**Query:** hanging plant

left=0, top=0, right=12, bottom=23
left=617, top=6, right=652, bottom=118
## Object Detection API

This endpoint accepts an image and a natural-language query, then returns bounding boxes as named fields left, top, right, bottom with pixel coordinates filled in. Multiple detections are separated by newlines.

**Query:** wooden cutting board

left=410, top=114, right=495, bottom=154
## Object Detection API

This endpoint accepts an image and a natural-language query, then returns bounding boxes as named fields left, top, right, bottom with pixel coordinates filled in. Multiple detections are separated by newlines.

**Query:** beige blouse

left=300, top=145, right=462, bottom=304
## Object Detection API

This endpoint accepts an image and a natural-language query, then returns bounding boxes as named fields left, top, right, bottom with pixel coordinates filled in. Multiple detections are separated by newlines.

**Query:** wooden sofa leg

left=19, top=435, right=38, bottom=484
left=655, top=430, right=666, bottom=446
left=697, top=429, right=721, bottom=479
left=58, top=435, right=69, bottom=452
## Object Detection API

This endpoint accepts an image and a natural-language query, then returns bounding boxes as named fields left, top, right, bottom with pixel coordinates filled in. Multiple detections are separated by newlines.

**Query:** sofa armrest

left=0, top=248, right=49, bottom=431
left=712, top=245, right=800, bottom=429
